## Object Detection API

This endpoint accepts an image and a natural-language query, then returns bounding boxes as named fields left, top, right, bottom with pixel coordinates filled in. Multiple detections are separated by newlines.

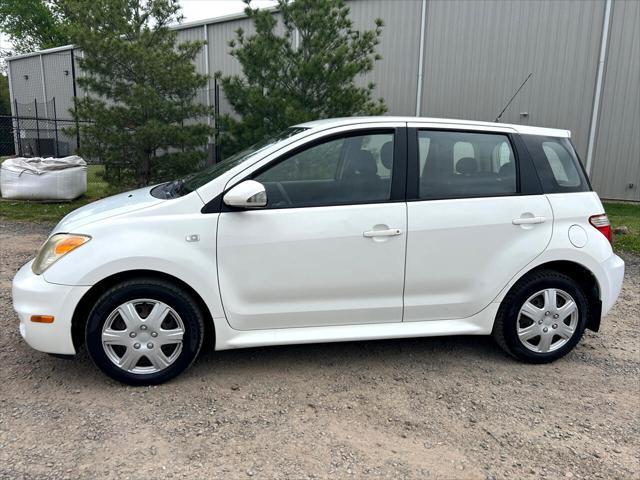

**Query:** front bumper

left=600, top=253, right=625, bottom=317
left=12, top=260, right=91, bottom=355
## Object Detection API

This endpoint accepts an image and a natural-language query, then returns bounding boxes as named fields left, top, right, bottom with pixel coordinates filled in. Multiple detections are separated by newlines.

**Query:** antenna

left=495, top=73, right=533, bottom=123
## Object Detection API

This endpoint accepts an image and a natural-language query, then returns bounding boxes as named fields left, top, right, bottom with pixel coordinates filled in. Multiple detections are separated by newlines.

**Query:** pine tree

left=65, top=0, right=212, bottom=187
left=0, top=73, right=10, bottom=115
left=219, top=0, right=386, bottom=155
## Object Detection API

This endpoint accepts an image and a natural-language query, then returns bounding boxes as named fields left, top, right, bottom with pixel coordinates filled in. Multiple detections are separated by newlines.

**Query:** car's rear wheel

left=85, top=278, right=204, bottom=385
left=493, top=270, right=589, bottom=363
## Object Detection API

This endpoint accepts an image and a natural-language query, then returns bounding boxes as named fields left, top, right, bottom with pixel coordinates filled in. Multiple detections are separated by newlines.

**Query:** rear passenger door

left=404, top=124, right=553, bottom=322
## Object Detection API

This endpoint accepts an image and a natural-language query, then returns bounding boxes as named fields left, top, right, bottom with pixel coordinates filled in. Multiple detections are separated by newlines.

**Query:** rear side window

left=418, top=130, right=517, bottom=199
left=521, top=135, right=590, bottom=193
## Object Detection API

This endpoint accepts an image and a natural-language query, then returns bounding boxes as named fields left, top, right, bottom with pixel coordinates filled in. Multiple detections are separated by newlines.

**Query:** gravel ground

left=0, top=219, right=638, bottom=480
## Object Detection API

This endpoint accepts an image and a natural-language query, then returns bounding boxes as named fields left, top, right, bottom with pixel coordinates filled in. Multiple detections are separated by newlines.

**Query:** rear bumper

left=12, top=261, right=91, bottom=355
left=600, top=253, right=625, bottom=317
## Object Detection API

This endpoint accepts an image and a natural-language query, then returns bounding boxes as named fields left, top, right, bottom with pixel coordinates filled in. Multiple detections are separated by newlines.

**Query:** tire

left=85, top=278, right=205, bottom=385
left=492, top=269, right=589, bottom=364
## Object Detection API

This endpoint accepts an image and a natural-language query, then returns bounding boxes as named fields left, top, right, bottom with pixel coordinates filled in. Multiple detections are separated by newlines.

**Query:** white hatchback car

left=13, top=117, right=625, bottom=385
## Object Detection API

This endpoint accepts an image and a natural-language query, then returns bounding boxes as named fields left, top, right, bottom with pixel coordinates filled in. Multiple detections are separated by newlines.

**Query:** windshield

left=151, top=127, right=307, bottom=199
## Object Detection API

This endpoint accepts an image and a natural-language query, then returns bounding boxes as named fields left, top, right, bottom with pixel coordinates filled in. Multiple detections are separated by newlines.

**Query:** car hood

left=54, top=186, right=163, bottom=232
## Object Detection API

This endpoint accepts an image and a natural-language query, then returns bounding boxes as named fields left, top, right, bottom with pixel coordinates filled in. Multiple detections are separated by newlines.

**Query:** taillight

left=589, top=214, right=612, bottom=244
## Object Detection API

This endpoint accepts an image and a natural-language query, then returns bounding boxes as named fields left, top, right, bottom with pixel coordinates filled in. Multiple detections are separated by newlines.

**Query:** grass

left=0, top=164, right=116, bottom=223
left=1, top=160, right=638, bottom=255
left=604, top=201, right=640, bottom=255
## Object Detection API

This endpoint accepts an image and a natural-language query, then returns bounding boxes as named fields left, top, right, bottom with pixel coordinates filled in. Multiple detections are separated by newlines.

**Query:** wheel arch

left=503, top=260, right=602, bottom=332
left=71, top=269, right=216, bottom=352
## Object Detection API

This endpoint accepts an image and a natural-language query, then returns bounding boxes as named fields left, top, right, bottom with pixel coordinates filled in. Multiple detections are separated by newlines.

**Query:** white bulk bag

left=0, top=156, right=88, bottom=201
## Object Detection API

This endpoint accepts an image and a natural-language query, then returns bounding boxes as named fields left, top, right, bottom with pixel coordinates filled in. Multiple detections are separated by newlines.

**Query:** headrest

left=347, top=150, right=377, bottom=177
left=380, top=141, right=393, bottom=170
left=499, top=162, right=515, bottom=177
left=456, top=157, right=477, bottom=175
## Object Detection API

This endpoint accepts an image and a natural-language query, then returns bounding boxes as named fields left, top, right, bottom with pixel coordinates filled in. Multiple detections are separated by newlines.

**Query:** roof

left=174, top=8, right=276, bottom=31
left=296, top=116, right=571, bottom=137
left=6, top=8, right=274, bottom=61
left=7, top=44, right=75, bottom=61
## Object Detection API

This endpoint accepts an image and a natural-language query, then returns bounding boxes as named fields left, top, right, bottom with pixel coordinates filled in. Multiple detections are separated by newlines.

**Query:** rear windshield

left=521, top=135, right=591, bottom=193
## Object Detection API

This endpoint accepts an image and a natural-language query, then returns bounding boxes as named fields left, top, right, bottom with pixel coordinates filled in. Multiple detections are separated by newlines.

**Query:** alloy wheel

left=516, top=288, right=579, bottom=353
left=101, top=299, right=185, bottom=374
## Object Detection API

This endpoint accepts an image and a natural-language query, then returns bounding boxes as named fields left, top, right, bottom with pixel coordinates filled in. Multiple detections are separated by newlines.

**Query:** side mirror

left=223, top=180, right=267, bottom=208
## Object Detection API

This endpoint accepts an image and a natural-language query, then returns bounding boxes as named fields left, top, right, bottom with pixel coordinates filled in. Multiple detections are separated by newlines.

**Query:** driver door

left=217, top=129, right=407, bottom=331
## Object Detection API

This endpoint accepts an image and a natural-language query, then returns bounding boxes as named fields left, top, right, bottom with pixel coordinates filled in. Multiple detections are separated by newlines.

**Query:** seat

left=420, top=142, right=450, bottom=198
left=498, top=161, right=515, bottom=179
left=380, top=141, right=394, bottom=170
left=341, top=150, right=384, bottom=201
left=455, top=157, right=478, bottom=175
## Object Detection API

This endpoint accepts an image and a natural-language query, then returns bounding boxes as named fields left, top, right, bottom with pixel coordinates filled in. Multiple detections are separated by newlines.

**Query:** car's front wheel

left=493, top=269, right=589, bottom=363
left=85, top=278, right=205, bottom=385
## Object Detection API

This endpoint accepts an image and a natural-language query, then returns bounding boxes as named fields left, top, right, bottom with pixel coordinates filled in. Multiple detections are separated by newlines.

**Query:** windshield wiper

left=159, top=179, right=185, bottom=199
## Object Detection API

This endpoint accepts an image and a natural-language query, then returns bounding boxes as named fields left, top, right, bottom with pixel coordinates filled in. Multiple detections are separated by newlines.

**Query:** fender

left=43, top=210, right=225, bottom=320
left=492, top=244, right=620, bottom=317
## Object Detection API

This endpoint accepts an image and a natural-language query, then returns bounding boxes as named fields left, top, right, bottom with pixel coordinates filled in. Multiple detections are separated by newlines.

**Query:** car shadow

left=190, top=334, right=510, bottom=376
left=22, top=334, right=511, bottom=387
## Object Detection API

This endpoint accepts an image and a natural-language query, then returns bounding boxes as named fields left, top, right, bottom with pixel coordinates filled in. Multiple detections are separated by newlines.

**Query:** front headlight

left=32, top=233, right=91, bottom=275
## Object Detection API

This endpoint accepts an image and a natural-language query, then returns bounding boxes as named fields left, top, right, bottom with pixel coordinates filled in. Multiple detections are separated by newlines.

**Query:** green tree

left=0, top=0, right=70, bottom=54
left=0, top=73, right=10, bottom=114
left=64, top=0, right=213, bottom=187
left=0, top=73, right=11, bottom=155
left=219, top=0, right=386, bottom=155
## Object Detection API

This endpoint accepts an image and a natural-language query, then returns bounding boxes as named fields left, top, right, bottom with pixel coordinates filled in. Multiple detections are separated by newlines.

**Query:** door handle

left=363, top=228, right=402, bottom=238
left=512, top=216, right=546, bottom=225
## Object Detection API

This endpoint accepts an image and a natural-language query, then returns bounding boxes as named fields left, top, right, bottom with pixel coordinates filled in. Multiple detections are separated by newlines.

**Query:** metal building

left=5, top=0, right=639, bottom=200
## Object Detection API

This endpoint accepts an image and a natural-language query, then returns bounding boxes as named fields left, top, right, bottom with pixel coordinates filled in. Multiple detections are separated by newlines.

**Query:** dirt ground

left=0, top=219, right=638, bottom=480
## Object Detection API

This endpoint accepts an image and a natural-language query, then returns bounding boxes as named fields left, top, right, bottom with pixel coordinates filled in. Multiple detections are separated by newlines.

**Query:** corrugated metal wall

left=419, top=0, right=604, bottom=161
left=348, top=0, right=422, bottom=115
left=8, top=56, right=45, bottom=114
left=41, top=51, right=75, bottom=118
left=591, top=0, right=640, bottom=201
left=8, top=49, right=79, bottom=119
left=6, top=0, right=639, bottom=199
left=206, top=17, right=254, bottom=115
left=176, top=26, right=209, bottom=113
left=206, top=17, right=254, bottom=79
left=176, top=26, right=207, bottom=74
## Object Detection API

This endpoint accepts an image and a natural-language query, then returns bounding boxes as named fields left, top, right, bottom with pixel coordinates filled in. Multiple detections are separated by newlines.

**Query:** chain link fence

left=0, top=98, right=83, bottom=159
left=2, top=79, right=222, bottom=166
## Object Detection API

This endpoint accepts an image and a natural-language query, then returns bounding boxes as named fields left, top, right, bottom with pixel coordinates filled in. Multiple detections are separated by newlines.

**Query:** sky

left=0, top=0, right=279, bottom=58
left=179, top=0, right=278, bottom=23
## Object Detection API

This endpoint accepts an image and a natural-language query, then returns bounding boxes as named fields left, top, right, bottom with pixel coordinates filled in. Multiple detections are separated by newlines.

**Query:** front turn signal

left=54, top=236, right=88, bottom=255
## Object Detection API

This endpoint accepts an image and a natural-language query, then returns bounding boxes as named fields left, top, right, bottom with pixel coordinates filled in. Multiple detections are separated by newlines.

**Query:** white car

left=13, top=117, right=625, bottom=385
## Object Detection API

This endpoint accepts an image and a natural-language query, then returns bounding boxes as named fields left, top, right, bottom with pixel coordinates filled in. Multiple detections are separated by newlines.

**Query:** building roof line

left=174, top=6, right=276, bottom=31
left=7, top=44, right=75, bottom=61
left=6, top=6, right=278, bottom=62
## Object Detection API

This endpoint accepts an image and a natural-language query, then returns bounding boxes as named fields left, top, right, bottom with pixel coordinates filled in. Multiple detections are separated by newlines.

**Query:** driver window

left=259, top=138, right=343, bottom=182
left=255, top=132, right=394, bottom=208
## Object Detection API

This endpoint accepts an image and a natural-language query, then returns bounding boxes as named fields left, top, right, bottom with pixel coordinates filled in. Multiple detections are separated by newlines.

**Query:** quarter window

left=542, top=142, right=580, bottom=187
left=418, top=131, right=517, bottom=199
left=521, top=135, right=590, bottom=193
left=255, top=132, right=395, bottom=208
